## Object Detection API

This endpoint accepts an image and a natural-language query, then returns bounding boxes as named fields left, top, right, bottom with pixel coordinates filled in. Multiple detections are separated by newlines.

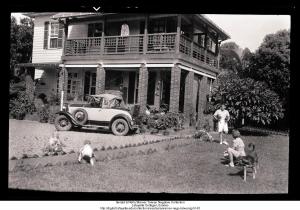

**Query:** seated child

left=78, top=140, right=96, bottom=166
left=46, top=131, right=64, bottom=155
left=226, top=130, right=246, bottom=167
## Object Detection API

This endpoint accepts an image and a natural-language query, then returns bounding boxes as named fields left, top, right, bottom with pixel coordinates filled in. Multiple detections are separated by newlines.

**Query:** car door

left=84, top=97, right=104, bottom=123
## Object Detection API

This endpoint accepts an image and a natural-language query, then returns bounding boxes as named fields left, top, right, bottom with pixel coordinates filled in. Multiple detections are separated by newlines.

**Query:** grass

left=8, top=134, right=288, bottom=193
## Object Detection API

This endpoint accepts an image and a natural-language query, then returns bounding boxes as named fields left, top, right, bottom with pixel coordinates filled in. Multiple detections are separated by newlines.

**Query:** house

left=17, top=13, right=230, bottom=121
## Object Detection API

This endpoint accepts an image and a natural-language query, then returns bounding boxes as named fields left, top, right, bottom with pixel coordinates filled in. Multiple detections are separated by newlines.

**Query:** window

left=207, top=37, right=216, bottom=53
left=44, top=21, right=64, bottom=49
left=88, top=23, right=103, bottom=37
left=67, top=73, right=81, bottom=97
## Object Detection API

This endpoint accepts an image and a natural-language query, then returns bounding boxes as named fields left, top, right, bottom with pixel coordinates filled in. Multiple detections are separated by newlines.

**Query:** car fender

left=56, top=111, right=81, bottom=127
left=110, top=114, right=133, bottom=130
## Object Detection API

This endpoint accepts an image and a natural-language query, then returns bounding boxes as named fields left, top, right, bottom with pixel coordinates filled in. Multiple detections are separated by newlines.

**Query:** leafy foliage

left=211, top=72, right=284, bottom=126
left=219, top=42, right=243, bottom=73
left=244, top=29, right=290, bottom=100
left=10, top=16, right=33, bottom=78
left=135, top=112, right=185, bottom=131
left=9, top=91, right=35, bottom=120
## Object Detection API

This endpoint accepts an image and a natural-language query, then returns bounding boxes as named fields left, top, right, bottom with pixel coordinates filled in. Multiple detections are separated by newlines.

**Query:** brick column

left=137, top=64, right=148, bottom=114
left=96, top=64, right=106, bottom=94
left=197, top=76, right=209, bottom=126
left=169, top=64, right=181, bottom=113
left=183, top=71, right=194, bottom=118
left=154, top=70, right=161, bottom=108
left=58, top=66, right=68, bottom=102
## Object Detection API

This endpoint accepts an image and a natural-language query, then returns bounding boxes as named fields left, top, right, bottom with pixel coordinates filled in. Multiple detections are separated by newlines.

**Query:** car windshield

left=88, top=96, right=102, bottom=108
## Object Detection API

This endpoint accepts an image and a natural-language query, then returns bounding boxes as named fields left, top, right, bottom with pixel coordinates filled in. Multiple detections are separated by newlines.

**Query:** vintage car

left=54, top=94, right=137, bottom=136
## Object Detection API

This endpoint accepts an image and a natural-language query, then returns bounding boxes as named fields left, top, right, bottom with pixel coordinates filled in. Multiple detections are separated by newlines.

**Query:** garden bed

left=9, top=135, right=195, bottom=172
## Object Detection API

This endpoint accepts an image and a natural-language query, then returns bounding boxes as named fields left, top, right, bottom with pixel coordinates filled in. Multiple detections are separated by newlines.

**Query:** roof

left=197, top=14, right=230, bottom=41
left=51, top=12, right=116, bottom=20
left=91, top=94, right=123, bottom=101
left=23, top=13, right=58, bottom=18
left=24, top=13, right=230, bottom=41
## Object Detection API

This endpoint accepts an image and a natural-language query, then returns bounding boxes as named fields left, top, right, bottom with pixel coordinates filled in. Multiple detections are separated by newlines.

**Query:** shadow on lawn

left=239, top=130, right=269, bottom=136
left=228, top=170, right=244, bottom=179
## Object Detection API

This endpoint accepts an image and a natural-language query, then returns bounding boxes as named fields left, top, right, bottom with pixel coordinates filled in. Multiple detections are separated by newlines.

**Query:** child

left=78, top=140, right=96, bottom=166
left=47, top=131, right=64, bottom=154
left=226, top=130, right=246, bottom=167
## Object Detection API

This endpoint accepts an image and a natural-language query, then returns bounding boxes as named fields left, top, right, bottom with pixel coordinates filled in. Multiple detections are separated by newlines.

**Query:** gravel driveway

left=9, top=119, right=194, bottom=159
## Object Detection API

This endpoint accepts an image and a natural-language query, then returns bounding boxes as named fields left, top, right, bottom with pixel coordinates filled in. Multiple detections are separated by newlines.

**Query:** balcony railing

left=64, top=33, right=218, bottom=68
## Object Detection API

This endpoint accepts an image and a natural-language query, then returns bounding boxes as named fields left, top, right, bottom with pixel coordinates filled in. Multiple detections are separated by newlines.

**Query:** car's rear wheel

left=54, top=115, right=72, bottom=131
left=111, top=118, right=129, bottom=136
left=72, top=108, right=88, bottom=125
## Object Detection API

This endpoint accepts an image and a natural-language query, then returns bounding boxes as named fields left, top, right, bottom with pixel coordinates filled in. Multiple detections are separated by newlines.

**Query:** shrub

left=37, top=106, right=49, bottom=123
left=9, top=91, right=35, bottom=120
left=136, top=112, right=185, bottom=131
left=211, top=73, right=284, bottom=126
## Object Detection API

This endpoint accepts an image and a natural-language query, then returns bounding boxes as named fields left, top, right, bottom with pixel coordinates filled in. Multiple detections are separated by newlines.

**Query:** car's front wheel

left=54, top=115, right=72, bottom=131
left=111, top=118, right=129, bottom=136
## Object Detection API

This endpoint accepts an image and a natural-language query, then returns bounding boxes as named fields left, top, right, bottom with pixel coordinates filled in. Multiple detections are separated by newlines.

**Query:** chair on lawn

left=235, top=157, right=258, bottom=182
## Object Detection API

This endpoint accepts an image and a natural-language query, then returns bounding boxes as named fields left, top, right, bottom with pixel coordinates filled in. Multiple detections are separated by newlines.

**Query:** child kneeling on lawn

left=78, top=140, right=96, bottom=166
left=226, top=130, right=246, bottom=167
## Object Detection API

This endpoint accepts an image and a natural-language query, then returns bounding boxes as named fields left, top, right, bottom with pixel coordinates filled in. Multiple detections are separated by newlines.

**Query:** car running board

left=81, top=124, right=110, bottom=130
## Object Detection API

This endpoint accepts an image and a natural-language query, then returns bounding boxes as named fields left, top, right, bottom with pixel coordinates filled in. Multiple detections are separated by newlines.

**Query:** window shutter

left=57, top=23, right=64, bottom=48
left=43, top=22, right=49, bottom=49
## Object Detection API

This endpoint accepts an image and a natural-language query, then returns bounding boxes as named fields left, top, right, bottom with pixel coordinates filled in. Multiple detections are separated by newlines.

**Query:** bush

left=136, top=112, right=185, bottom=131
left=211, top=73, right=284, bottom=127
left=9, top=91, right=35, bottom=120
left=37, top=106, right=49, bottom=123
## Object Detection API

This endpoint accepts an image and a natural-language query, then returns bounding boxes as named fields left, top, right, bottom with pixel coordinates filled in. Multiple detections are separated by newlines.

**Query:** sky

left=205, top=14, right=290, bottom=52
left=11, top=13, right=291, bottom=52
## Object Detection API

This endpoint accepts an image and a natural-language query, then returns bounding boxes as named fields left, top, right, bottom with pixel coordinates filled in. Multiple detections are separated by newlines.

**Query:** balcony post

left=63, top=19, right=68, bottom=56
left=100, top=33, right=105, bottom=56
left=190, top=16, right=194, bottom=56
left=143, top=15, right=149, bottom=54
left=176, top=14, right=181, bottom=54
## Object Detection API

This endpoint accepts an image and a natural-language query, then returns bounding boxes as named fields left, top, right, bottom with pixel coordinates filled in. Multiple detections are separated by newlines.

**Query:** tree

left=211, top=71, right=284, bottom=127
left=219, top=42, right=243, bottom=74
left=244, top=29, right=290, bottom=101
left=10, top=16, right=34, bottom=79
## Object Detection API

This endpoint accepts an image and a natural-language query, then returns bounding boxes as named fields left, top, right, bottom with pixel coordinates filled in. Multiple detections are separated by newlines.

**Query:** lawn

left=9, top=133, right=289, bottom=193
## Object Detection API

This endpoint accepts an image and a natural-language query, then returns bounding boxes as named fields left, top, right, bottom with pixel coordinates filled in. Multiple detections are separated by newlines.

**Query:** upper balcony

left=63, top=33, right=219, bottom=70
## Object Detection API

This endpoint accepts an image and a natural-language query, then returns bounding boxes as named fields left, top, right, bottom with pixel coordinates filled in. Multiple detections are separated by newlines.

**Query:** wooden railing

left=180, top=35, right=218, bottom=68
left=147, top=33, right=176, bottom=53
left=64, top=33, right=218, bottom=68
left=64, top=37, right=102, bottom=56
left=104, top=35, right=144, bottom=54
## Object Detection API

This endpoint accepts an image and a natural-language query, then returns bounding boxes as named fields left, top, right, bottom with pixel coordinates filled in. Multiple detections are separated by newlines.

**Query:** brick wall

left=137, top=64, right=148, bottom=113
left=169, top=64, right=181, bottom=113
left=197, top=76, right=210, bottom=127
left=96, top=65, right=106, bottom=94
left=183, top=71, right=194, bottom=118
left=58, top=67, right=68, bottom=101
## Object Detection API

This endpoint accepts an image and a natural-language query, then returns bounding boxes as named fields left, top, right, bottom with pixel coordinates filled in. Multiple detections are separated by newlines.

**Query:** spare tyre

left=72, top=108, right=88, bottom=125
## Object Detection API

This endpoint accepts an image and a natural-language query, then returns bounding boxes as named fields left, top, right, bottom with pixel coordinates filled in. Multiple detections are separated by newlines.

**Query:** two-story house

left=17, top=13, right=230, bottom=120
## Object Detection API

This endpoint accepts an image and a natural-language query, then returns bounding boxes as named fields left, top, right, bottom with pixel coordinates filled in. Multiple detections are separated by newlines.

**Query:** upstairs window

left=43, top=21, right=64, bottom=49
left=88, top=23, right=103, bottom=37
left=206, top=37, right=216, bottom=53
